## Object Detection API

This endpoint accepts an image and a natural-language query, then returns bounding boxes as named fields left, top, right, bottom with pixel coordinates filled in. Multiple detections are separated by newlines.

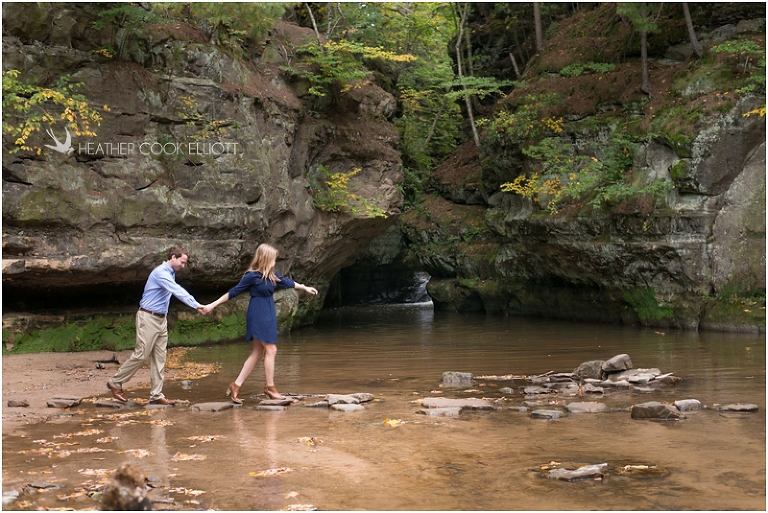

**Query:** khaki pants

left=108, top=310, right=168, bottom=401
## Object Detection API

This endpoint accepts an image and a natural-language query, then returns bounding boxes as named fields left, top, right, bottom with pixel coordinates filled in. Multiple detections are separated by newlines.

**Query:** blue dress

left=228, top=271, right=295, bottom=344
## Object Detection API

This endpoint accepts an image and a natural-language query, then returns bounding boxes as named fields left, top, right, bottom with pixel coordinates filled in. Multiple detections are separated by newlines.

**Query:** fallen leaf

left=170, top=452, right=206, bottom=462
left=119, top=449, right=152, bottom=459
left=250, top=467, right=294, bottom=478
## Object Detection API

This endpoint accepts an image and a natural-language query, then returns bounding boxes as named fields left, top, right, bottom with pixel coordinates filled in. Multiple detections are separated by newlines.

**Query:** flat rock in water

left=304, top=400, right=330, bottom=408
left=716, top=403, right=759, bottom=412
left=330, top=404, right=365, bottom=412
left=421, top=397, right=495, bottom=410
left=674, top=399, right=702, bottom=411
left=417, top=407, right=461, bottom=417
left=7, top=399, right=29, bottom=407
left=189, top=402, right=239, bottom=412
left=326, top=394, right=360, bottom=405
left=530, top=409, right=563, bottom=420
left=442, top=371, right=473, bottom=386
left=257, top=405, right=287, bottom=411
left=566, top=402, right=607, bottom=414
left=95, top=400, right=134, bottom=409
left=47, top=398, right=81, bottom=408
left=547, top=463, right=608, bottom=482
left=260, top=398, right=295, bottom=406
left=351, top=393, right=375, bottom=403
left=631, top=401, right=684, bottom=420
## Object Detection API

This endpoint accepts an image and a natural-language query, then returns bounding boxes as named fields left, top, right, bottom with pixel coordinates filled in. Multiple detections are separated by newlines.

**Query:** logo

left=45, top=127, right=74, bottom=156
left=42, top=125, right=241, bottom=157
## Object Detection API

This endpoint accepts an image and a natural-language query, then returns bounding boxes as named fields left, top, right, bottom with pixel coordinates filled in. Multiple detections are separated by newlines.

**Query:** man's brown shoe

left=107, top=382, right=128, bottom=403
left=149, top=397, right=176, bottom=406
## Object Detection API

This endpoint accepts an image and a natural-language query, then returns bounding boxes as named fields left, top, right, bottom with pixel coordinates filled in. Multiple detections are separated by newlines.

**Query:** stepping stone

left=716, top=403, right=759, bottom=412
left=330, top=404, right=365, bottom=412
left=566, top=402, right=607, bottom=413
left=95, top=400, right=134, bottom=409
left=189, top=402, right=239, bottom=412
left=417, top=407, right=461, bottom=417
left=7, top=399, right=29, bottom=407
left=260, top=398, right=295, bottom=406
left=421, top=397, right=495, bottom=410
left=530, top=409, right=562, bottom=420
left=304, top=400, right=330, bottom=408
left=47, top=395, right=83, bottom=408
left=674, top=399, right=701, bottom=412
left=257, top=405, right=287, bottom=411
left=547, top=463, right=608, bottom=482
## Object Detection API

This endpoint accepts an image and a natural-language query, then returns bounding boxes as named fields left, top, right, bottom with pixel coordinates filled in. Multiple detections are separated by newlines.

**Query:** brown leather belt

left=139, top=307, right=166, bottom=318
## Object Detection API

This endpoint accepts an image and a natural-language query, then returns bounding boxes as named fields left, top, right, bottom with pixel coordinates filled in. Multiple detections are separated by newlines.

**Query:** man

left=107, top=245, right=206, bottom=405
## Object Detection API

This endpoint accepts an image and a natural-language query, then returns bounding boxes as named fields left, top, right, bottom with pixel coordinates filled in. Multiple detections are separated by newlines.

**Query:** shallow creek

left=2, top=304, right=765, bottom=510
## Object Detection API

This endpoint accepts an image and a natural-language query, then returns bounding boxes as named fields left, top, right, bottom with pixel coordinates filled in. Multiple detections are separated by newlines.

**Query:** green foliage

left=92, top=3, right=161, bottom=31
left=559, top=62, right=616, bottom=77
left=2, top=70, right=106, bottom=154
left=501, top=130, right=673, bottom=213
left=486, top=94, right=565, bottom=145
left=283, top=40, right=415, bottom=98
left=711, top=39, right=766, bottom=95
left=154, top=3, right=286, bottom=53
left=310, top=165, right=387, bottom=218
left=441, top=76, right=513, bottom=101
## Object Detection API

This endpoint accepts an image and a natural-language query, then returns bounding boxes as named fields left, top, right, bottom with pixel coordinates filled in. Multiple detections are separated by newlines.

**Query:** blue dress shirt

left=139, top=262, right=200, bottom=314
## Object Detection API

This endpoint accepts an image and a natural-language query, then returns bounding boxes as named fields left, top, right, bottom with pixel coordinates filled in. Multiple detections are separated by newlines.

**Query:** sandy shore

left=2, top=349, right=192, bottom=435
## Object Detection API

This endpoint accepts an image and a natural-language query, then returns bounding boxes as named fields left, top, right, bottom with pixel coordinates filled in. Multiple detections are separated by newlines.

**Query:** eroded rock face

left=2, top=6, right=403, bottom=326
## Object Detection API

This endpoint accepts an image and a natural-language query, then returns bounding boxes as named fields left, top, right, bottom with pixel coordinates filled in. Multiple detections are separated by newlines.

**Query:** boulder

left=602, top=354, right=633, bottom=373
left=573, top=360, right=604, bottom=380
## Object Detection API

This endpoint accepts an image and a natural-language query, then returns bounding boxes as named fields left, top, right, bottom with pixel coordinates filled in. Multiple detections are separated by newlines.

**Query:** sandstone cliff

left=2, top=4, right=402, bottom=339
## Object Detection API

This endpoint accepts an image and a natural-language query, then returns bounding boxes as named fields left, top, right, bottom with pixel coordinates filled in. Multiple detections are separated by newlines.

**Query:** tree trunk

left=509, top=52, right=521, bottom=79
left=456, top=2, right=480, bottom=147
left=640, top=28, right=652, bottom=96
left=682, top=2, right=703, bottom=58
left=534, top=2, right=544, bottom=53
left=305, top=3, right=321, bottom=42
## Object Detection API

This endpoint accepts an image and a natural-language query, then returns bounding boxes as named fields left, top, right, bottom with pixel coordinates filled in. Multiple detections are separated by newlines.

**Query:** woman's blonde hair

left=247, top=243, right=279, bottom=283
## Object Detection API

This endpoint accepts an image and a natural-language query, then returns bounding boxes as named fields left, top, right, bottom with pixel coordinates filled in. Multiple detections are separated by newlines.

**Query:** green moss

left=3, top=316, right=138, bottom=355
left=2, top=312, right=248, bottom=355
left=623, top=287, right=674, bottom=321
left=168, top=312, right=246, bottom=346
left=669, top=160, right=690, bottom=182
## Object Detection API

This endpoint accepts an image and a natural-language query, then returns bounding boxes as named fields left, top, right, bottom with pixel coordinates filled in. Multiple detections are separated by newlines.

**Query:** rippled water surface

left=3, top=304, right=766, bottom=510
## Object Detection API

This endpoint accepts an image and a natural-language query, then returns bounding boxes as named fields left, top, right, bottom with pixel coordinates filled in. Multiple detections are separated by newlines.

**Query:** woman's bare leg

left=235, top=340, right=264, bottom=387
left=262, top=342, right=279, bottom=387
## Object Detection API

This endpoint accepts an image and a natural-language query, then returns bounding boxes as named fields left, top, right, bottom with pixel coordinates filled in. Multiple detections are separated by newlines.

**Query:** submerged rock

left=566, top=402, right=607, bottom=414
left=716, top=403, right=759, bottom=412
left=421, top=397, right=495, bottom=410
left=330, top=404, right=365, bottom=412
left=442, top=371, right=474, bottom=386
left=631, top=401, right=684, bottom=420
left=530, top=409, right=563, bottom=420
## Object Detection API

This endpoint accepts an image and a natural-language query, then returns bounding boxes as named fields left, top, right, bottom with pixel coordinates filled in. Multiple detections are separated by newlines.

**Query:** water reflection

left=2, top=305, right=765, bottom=511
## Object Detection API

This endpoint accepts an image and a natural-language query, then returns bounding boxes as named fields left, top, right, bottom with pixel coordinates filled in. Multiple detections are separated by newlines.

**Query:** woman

left=203, top=244, right=318, bottom=403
